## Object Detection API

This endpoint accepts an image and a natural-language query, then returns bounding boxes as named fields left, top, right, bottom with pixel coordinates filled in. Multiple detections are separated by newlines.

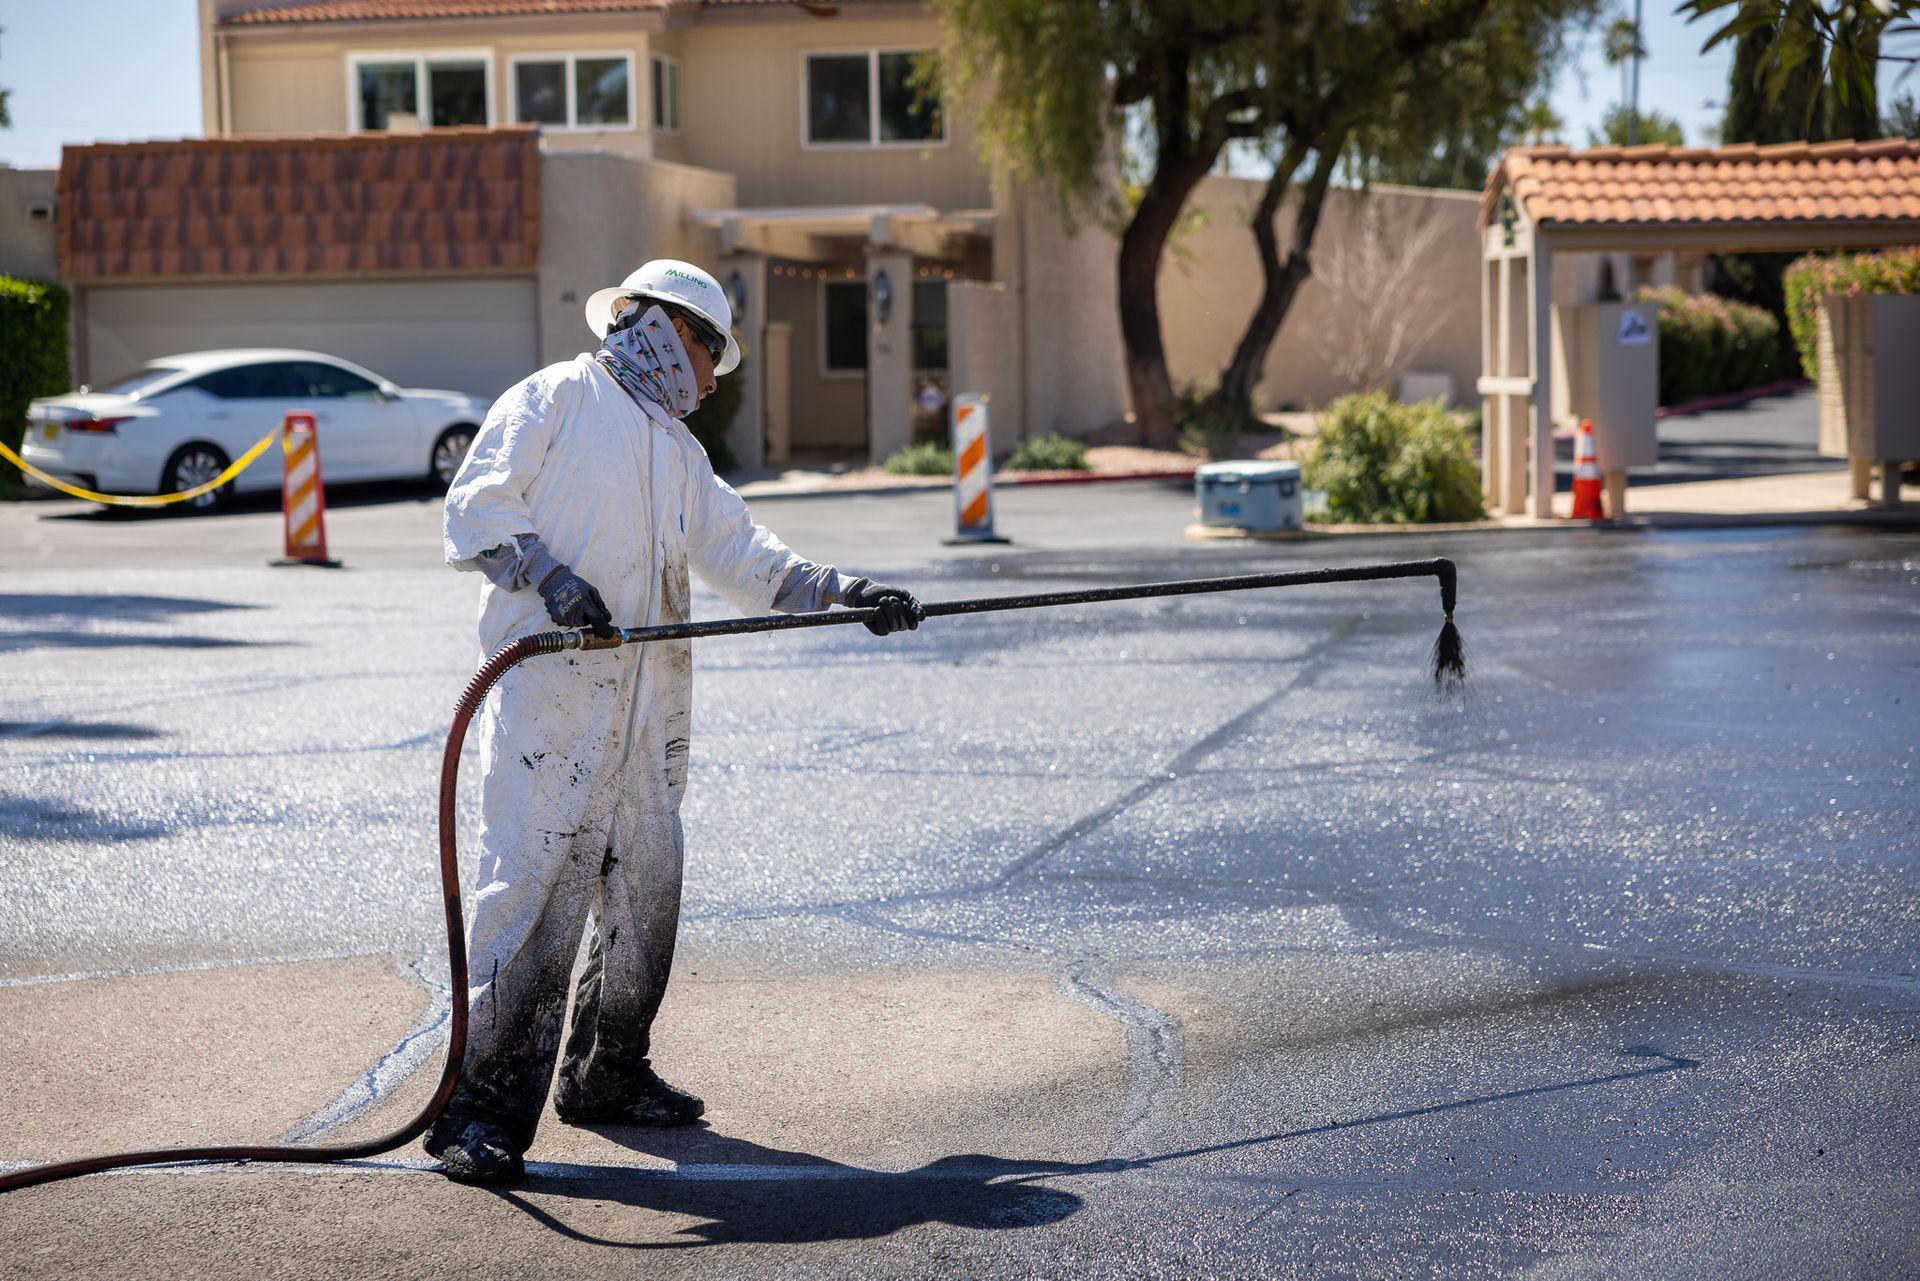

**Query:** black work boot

left=555, top=1065, right=705, bottom=1127
left=424, top=1116, right=526, bottom=1184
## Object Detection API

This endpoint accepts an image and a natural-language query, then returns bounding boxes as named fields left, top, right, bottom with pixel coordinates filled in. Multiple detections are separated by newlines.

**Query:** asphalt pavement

left=2, top=481, right=1917, bottom=1278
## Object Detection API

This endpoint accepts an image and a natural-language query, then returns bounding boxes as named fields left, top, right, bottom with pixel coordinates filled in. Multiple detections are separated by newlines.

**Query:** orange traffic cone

left=273, top=411, right=341, bottom=567
left=1570, top=417, right=1605, bottom=520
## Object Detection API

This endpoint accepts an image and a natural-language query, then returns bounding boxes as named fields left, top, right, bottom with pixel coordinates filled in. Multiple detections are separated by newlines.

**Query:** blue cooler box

left=1195, top=461, right=1302, bottom=531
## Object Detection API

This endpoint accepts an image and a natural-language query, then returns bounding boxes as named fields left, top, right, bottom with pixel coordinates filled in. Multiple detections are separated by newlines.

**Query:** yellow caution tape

left=0, top=427, right=281, bottom=507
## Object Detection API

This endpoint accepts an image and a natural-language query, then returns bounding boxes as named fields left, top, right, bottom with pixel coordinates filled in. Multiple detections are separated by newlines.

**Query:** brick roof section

left=57, top=129, right=540, bottom=283
left=1481, top=139, right=1920, bottom=232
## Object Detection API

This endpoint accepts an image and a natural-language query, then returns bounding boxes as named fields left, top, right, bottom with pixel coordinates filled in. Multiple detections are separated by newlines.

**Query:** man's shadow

left=483, top=1046, right=1698, bottom=1250
left=483, top=1126, right=1092, bottom=1249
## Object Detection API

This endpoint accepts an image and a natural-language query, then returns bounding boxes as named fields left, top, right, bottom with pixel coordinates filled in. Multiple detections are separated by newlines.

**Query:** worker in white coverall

left=428, top=259, right=923, bottom=1183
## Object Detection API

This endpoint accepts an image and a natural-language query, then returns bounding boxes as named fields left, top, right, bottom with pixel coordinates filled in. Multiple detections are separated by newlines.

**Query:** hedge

left=1635, top=285, right=1781, bottom=407
left=1303, top=393, right=1483, bottom=525
left=1782, top=248, right=1920, bottom=384
left=0, top=277, right=72, bottom=489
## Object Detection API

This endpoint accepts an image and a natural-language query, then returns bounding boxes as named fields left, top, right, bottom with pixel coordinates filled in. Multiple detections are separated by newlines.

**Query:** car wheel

left=161, top=443, right=233, bottom=511
left=430, top=425, right=476, bottom=492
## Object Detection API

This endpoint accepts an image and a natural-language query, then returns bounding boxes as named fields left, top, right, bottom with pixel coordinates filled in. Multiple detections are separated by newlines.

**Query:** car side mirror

left=378, top=383, right=398, bottom=402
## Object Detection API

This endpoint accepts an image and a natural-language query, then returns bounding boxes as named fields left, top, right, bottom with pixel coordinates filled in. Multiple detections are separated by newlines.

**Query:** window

left=284, top=362, right=382, bottom=400
left=651, top=54, right=680, bottom=132
left=822, top=280, right=867, bottom=373
left=912, top=280, right=948, bottom=372
left=350, top=52, right=493, bottom=131
left=94, top=366, right=181, bottom=397
left=805, top=50, right=943, bottom=147
left=191, top=364, right=295, bottom=400
left=511, top=53, right=634, bottom=130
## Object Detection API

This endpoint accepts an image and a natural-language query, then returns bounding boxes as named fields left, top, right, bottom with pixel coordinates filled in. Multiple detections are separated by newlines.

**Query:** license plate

left=41, top=422, right=57, bottom=441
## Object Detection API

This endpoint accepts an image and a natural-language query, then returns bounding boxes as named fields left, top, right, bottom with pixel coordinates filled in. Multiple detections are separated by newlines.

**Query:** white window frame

left=346, top=49, right=495, bottom=132
left=800, top=47, right=947, bottom=151
left=818, top=277, right=868, bottom=379
left=650, top=53, right=681, bottom=134
left=506, top=51, right=637, bottom=132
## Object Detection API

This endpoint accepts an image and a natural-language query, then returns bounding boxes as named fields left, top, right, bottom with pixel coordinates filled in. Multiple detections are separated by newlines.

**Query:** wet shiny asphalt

left=3, top=502, right=1917, bottom=1275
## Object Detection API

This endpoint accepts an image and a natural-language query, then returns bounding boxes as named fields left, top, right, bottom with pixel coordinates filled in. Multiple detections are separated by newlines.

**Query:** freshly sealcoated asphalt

left=1, top=481, right=1916, bottom=1278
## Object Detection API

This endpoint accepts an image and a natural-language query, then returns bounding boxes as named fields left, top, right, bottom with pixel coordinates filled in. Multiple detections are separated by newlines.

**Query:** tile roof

left=219, top=0, right=835, bottom=21
left=224, top=1, right=668, bottom=22
left=1481, top=139, right=1920, bottom=233
left=57, top=129, right=540, bottom=283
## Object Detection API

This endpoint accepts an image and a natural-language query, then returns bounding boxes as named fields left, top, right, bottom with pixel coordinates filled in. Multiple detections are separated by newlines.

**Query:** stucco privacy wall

left=0, top=167, right=59, bottom=282
left=536, top=150, right=733, bottom=370
left=1158, top=178, right=1482, bottom=410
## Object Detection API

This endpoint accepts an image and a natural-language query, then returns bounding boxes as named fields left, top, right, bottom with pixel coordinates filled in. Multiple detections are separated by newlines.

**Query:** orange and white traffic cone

left=273, top=411, right=341, bottom=567
left=1570, top=417, right=1605, bottom=520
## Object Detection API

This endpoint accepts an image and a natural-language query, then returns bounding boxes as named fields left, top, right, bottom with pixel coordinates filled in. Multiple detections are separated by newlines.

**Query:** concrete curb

left=734, top=470, right=1196, bottom=501
left=1655, top=378, right=1813, bottom=420
left=1185, top=505, right=1920, bottom=541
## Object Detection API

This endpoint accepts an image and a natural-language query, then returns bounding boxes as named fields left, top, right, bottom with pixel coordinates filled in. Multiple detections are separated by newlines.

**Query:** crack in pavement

left=277, top=952, right=452, bottom=1144
left=1055, top=957, right=1185, bottom=1160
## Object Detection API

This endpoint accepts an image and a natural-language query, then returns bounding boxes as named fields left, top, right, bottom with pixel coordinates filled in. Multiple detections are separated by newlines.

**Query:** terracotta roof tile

left=1480, top=139, right=1920, bottom=234
left=219, top=0, right=871, bottom=21
left=224, top=0, right=668, bottom=22
left=57, top=128, right=540, bottom=283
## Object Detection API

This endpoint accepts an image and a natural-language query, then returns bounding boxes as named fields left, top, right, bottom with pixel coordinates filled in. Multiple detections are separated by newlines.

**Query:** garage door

left=82, top=277, right=539, bottom=401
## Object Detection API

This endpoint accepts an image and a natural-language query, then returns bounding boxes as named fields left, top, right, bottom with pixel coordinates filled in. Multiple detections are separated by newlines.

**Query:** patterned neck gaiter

left=597, top=305, right=699, bottom=419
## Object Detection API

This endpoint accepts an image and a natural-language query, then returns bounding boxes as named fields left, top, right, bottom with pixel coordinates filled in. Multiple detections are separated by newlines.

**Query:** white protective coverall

left=436, top=353, right=831, bottom=1147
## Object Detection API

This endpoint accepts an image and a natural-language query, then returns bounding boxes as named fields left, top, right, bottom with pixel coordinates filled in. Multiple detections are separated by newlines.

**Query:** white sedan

left=21, top=349, right=492, bottom=509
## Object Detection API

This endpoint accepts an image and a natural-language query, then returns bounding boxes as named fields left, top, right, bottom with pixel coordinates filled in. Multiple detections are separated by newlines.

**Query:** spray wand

left=0, top=557, right=1460, bottom=1193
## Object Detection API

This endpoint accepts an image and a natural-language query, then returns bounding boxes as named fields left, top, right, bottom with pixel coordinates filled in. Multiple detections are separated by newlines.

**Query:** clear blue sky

left=0, top=1, right=1906, bottom=171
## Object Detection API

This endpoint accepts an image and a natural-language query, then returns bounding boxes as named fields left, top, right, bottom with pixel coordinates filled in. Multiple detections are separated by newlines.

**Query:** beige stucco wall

left=767, top=265, right=867, bottom=452
left=672, top=12, right=990, bottom=211
left=0, top=167, right=59, bottom=283
left=536, top=151, right=736, bottom=372
left=1006, top=184, right=1128, bottom=438
left=217, top=18, right=656, bottom=156
left=1158, top=179, right=1482, bottom=410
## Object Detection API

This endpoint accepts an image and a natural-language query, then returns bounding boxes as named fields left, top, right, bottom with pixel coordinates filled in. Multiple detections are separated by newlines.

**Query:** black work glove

left=844, top=578, right=924, bottom=636
left=537, top=565, right=617, bottom=638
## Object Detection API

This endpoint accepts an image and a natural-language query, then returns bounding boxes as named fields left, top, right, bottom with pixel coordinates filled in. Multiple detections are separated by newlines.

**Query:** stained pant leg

left=552, top=791, right=686, bottom=1114
left=430, top=801, right=611, bottom=1154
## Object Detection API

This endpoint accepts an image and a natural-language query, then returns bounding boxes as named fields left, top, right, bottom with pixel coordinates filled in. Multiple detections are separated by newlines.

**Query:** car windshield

left=90, top=366, right=182, bottom=397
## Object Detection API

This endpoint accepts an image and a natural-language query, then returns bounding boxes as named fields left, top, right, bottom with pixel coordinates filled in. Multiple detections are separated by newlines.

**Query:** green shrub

left=682, top=334, right=743, bottom=472
left=1783, top=248, right=1920, bottom=383
left=1005, top=432, right=1089, bottom=471
left=1635, top=285, right=1781, bottom=407
left=0, top=277, right=72, bottom=492
left=1303, top=393, right=1484, bottom=525
left=883, top=441, right=954, bottom=475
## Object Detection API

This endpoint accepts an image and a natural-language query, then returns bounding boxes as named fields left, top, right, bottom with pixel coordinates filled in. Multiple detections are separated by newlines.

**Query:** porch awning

left=689, top=204, right=995, bottom=261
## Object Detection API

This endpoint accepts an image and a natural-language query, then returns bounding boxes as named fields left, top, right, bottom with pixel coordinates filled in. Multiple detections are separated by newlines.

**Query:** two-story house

left=38, top=0, right=1129, bottom=469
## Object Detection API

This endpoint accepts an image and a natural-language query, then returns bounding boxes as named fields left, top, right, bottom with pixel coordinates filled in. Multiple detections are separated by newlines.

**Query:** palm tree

left=1603, top=10, right=1649, bottom=143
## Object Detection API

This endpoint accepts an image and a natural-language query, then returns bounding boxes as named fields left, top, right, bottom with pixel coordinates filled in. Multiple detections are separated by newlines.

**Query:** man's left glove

left=844, top=579, right=924, bottom=636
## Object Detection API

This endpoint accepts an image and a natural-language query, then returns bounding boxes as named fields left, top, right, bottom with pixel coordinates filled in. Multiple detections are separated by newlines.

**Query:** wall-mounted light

left=872, top=269, right=893, bottom=325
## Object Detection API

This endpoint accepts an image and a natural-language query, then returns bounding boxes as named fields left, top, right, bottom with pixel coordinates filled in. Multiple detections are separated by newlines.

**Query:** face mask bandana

left=597, top=304, right=699, bottom=419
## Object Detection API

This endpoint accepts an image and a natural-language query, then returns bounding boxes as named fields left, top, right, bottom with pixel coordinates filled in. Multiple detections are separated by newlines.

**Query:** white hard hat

left=585, top=259, right=742, bottom=375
